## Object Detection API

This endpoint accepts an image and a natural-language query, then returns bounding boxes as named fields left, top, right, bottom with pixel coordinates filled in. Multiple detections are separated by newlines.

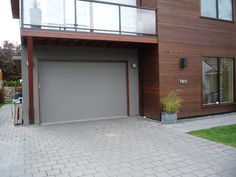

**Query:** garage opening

left=39, top=60, right=128, bottom=124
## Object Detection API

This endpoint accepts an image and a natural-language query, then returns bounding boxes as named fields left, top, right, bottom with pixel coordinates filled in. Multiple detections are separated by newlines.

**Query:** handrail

left=78, top=0, right=157, bottom=11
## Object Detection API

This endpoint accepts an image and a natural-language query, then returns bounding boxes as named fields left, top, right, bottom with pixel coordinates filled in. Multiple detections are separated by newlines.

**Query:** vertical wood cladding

left=157, top=0, right=236, bottom=118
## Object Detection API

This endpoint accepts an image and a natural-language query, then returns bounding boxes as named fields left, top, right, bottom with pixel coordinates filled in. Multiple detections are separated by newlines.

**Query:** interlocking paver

left=55, top=174, right=70, bottom=177
left=0, top=105, right=236, bottom=177
left=166, top=169, right=183, bottom=176
left=93, top=172, right=109, bottom=177
left=70, top=170, right=84, bottom=176
left=32, top=171, right=47, bottom=177
left=162, top=112, right=236, bottom=132
left=46, top=169, right=61, bottom=176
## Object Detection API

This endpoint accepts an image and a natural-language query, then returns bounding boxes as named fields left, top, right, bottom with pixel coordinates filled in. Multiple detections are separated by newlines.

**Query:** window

left=218, top=0, right=233, bottom=21
left=201, top=0, right=233, bottom=21
left=203, top=57, right=234, bottom=105
left=201, top=0, right=217, bottom=18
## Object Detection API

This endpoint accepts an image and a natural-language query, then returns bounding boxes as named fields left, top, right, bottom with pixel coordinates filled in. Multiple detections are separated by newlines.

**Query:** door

left=39, top=61, right=128, bottom=124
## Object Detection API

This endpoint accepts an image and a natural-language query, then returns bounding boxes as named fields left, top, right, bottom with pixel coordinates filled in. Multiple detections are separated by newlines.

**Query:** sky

left=0, top=0, right=20, bottom=46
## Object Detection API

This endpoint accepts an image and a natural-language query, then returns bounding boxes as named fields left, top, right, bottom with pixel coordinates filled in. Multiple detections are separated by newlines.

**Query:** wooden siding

left=139, top=0, right=236, bottom=119
left=27, top=37, right=35, bottom=124
left=157, top=0, right=236, bottom=118
left=140, top=0, right=157, bottom=8
left=23, top=37, right=150, bottom=49
left=139, top=45, right=160, bottom=120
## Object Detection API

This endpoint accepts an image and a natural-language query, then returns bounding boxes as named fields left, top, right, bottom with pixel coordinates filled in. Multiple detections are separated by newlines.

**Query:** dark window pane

left=218, top=0, right=233, bottom=21
left=203, top=58, right=219, bottom=105
left=220, top=58, right=234, bottom=103
left=201, top=0, right=217, bottom=18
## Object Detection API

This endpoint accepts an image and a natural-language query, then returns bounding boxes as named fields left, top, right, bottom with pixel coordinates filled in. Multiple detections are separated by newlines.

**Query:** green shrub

left=161, top=90, right=182, bottom=113
left=4, top=80, right=22, bottom=87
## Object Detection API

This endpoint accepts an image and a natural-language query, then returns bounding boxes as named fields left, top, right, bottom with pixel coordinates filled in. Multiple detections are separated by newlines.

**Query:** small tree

left=0, top=41, right=21, bottom=81
left=161, top=90, right=182, bottom=113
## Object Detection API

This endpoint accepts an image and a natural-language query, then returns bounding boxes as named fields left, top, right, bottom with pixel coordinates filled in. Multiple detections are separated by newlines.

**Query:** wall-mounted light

left=131, top=63, right=137, bottom=69
left=180, top=58, right=188, bottom=68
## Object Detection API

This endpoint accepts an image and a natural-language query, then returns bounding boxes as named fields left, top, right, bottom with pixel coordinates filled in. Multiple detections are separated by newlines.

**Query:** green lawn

left=188, top=124, right=236, bottom=148
left=4, top=99, right=13, bottom=104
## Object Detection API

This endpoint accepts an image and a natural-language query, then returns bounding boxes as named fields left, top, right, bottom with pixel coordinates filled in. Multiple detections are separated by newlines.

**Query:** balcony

left=20, top=0, right=158, bottom=44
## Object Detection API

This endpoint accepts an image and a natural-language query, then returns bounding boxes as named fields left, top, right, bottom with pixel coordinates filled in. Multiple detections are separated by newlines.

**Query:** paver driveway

left=0, top=105, right=236, bottom=177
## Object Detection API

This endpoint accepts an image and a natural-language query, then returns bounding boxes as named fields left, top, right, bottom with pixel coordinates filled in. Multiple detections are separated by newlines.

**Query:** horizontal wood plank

left=157, top=0, right=236, bottom=119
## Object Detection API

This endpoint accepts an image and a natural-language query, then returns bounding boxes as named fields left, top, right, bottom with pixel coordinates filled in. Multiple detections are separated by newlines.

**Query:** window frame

left=202, top=57, right=235, bottom=106
left=200, top=0, right=235, bottom=23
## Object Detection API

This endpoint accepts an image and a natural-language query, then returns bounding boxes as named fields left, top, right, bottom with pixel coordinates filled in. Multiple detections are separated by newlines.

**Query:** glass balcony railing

left=22, top=0, right=157, bottom=36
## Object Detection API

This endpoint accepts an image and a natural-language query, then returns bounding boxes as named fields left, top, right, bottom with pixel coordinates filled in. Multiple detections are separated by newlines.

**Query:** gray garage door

left=39, top=61, right=127, bottom=124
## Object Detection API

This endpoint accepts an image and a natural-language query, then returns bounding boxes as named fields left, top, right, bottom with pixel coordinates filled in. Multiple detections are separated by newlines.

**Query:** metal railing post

left=21, top=0, right=24, bottom=28
left=119, top=5, right=121, bottom=34
left=90, top=2, right=94, bottom=32
left=74, top=0, right=78, bottom=31
left=155, top=9, right=157, bottom=35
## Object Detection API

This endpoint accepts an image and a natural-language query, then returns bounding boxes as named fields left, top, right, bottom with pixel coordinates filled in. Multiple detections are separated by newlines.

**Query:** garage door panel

left=39, top=61, right=127, bottom=124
